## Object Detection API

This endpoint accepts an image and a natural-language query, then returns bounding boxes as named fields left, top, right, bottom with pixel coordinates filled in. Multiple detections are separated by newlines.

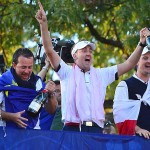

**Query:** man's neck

left=135, top=73, right=149, bottom=83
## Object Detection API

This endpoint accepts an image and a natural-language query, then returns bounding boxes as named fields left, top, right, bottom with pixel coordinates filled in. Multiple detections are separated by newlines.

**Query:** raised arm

left=38, top=57, right=50, bottom=80
left=35, top=1, right=61, bottom=70
left=118, top=27, right=150, bottom=76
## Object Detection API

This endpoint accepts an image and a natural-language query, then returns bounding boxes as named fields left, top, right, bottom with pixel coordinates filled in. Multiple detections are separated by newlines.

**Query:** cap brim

left=71, top=41, right=96, bottom=56
left=142, top=46, right=150, bottom=55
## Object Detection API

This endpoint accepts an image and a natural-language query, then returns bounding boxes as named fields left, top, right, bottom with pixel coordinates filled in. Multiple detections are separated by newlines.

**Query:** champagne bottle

left=27, top=89, right=48, bottom=117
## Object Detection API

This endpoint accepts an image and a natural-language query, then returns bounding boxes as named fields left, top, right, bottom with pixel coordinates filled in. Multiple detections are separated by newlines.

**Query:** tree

left=0, top=0, right=150, bottom=99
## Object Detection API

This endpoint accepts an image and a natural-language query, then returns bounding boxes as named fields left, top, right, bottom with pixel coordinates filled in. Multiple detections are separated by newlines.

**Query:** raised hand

left=140, top=27, right=150, bottom=44
left=35, top=0, right=61, bottom=70
left=35, top=1, right=47, bottom=24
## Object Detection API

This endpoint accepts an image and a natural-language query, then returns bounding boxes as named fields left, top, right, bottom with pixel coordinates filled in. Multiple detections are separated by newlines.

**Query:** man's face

left=12, top=56, right=34, bottom=81
left=73, top=45, right=93, bottom=72
left=54, top=84, right=61, bottom=106
left=137, top=52, right=150, bottom=76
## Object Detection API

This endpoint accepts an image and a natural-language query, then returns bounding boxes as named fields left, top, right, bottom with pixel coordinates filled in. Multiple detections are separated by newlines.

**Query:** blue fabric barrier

left=0, top=127, right=149, bottom=150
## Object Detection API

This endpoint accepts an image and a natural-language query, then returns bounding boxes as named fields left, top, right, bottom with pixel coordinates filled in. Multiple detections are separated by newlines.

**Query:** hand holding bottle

left=27, top=80, right=57, bottom=117
left=140, top=27, right=150, bottom=44
left=27, top=89, right=48, bottom=117
left=45, top=80, right=56, bottom=97
left=44, top=80, right=58, bottom=114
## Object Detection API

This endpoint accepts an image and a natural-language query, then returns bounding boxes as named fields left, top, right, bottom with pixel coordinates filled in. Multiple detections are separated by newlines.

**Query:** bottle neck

left=42, top=89, right=48, bottom=93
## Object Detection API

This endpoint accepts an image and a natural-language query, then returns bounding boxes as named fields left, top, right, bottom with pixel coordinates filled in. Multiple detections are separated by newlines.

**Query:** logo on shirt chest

left=135, top=94, right=141, bottom=100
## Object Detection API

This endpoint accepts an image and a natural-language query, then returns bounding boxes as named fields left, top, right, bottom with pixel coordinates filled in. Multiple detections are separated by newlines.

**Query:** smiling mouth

left=85, top=58, right=90, bottom=62
left=145, top=65, right=150, bottom=68
left=22, top=74, right=29, bottom=80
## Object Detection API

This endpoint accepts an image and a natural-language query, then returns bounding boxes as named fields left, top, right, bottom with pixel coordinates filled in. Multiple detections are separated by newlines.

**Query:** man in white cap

left=36, top=1, right=150, bottom=133
left=113, top=46, right=150, bottom=138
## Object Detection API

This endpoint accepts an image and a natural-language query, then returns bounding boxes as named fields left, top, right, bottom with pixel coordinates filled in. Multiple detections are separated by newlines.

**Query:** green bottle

left=27, top=89, right=48, bottom=117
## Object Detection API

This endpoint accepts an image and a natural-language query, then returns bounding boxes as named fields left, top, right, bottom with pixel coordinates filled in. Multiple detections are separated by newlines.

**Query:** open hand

left=135, top=125, right=150, bottom=139
left=11, top=110, right=28, bottom=129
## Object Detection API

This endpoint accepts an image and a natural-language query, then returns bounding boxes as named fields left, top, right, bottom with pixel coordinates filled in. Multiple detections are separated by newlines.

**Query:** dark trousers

left=63, top=125, right=80, bottom=132
left=81, top=125, right=103, bottom=133
left=63, top=125, right=103, bottom=133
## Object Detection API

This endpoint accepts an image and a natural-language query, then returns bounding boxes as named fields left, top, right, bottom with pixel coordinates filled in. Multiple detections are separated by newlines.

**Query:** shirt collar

left=133, top=74, right=148, bottom=84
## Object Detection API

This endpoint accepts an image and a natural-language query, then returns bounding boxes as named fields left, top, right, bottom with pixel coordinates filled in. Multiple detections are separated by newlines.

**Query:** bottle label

left=28, top=101, right=41, bottom=112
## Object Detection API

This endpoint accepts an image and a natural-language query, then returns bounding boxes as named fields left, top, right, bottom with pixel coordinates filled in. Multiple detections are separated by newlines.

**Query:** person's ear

left=12, top=62, right=17, bottom=69
left=72, top=53, right=77, bottom=60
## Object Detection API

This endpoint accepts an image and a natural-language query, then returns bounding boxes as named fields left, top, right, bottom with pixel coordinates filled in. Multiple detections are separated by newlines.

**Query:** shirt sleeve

left=0, top=92, right=4, bottom=104
left=56, top=60, right=72, bottom=80
left=113, top=81, right=129, bottom=102
left=0, top=92, right=5, bottom=111
left=99, top=65, right=118, bottom=86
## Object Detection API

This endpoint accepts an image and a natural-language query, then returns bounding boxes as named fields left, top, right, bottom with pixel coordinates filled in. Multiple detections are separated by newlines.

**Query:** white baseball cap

left=142, top=46, right=150, bottom=55
left=71, top=41, right=96, bottom=56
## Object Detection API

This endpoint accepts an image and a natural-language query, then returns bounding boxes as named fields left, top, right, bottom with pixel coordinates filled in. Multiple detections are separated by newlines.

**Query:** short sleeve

left=113, top=81, right=129, bottom=102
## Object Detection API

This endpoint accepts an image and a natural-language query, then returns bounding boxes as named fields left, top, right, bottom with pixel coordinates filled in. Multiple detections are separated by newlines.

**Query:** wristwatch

left=42, top=66, right=49, bottom=71
left=48, top=92, right=56, bottom=98
left=138, top=42, right=146, bottom=48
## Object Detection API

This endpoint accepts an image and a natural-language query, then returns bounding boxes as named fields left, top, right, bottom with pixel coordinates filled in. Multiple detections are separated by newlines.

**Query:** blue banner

left=0, top=127, right=149, bottom=150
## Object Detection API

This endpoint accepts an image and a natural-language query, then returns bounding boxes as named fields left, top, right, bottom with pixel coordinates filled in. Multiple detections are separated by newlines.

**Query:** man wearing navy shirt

left=113, top=46, right=150, bottom=139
